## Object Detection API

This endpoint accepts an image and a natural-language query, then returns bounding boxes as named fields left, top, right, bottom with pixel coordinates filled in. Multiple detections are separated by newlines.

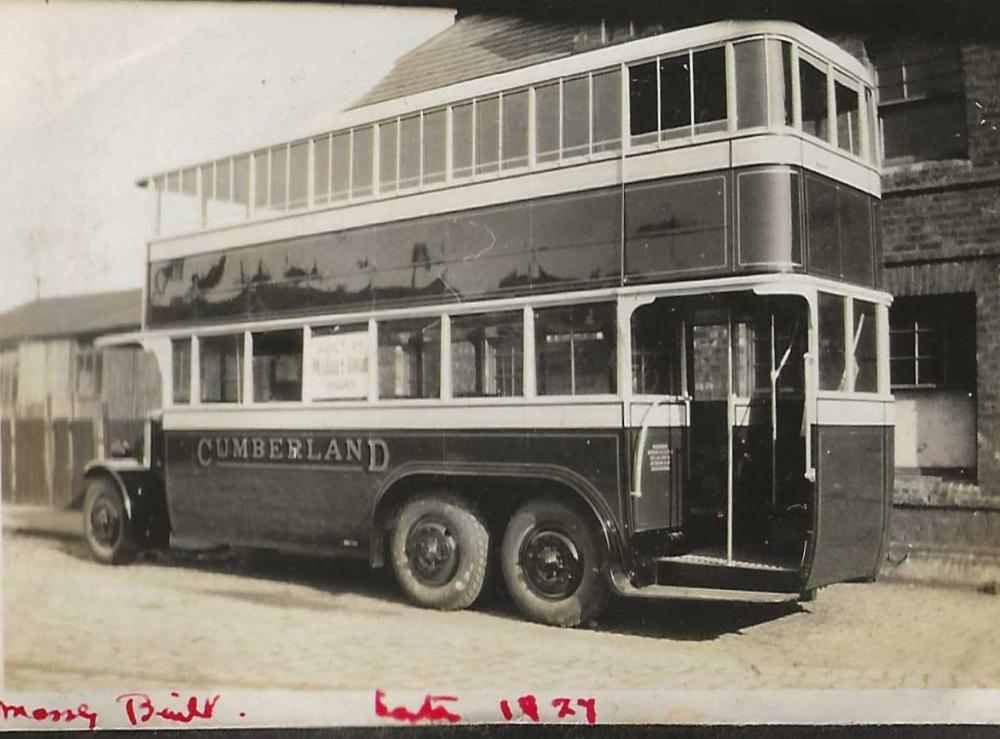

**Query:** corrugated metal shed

left=0, top=289, right=142, bottom=347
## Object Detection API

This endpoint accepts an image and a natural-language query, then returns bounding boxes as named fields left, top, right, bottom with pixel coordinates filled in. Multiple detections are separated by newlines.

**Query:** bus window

left=768, top=40, right=794, bottom=127
left=501, top=90, right=529, bottom=170
left=738, top=168, right=801, bottom=266
left=422, top=109, right=447, bottom=184
left=399, top=114, right=421, bottom=189
left=270, top=145, right=288, bottom=211
left=535, top=302, right=616, bottom=395
left=252, top=329, right=303, bottom=402
left=172, top=338, right=191, bottom=404
left=562, top=75, right=590, bottom=158
left=835, top=74, right=861, bottom=156
left=451, top=311, right=523, bottom=397
left=352, top=126, right=374, bottom=198
left=628, top=60, right=658, bottom=145
left=734, top=39, right=768, bottom=129
left=378, top=317, right=441, bottom=399
left=289, top=141, right=309, bottom=210
left=331, top=132, right=350, bottom=202
left=379, top=119, right=399, bottom=193
left=591, top=68, right=621, bottom=153
left=659, top=53, right=690, bottom=137
left=852, top=300, right=878, bottom=392
left=799, top=52, right=830, bottom=141
left=535, top=82, right=560, bottom=163
left=818, top=293, right=846, bottom=391
left=692, top=47, right=727, bottom=133
left=233, top=155, right=250, bottom=217
left=475, top=95, right=500, bottom=175
left=452, top=102, right=474, bottom=179
left=200, top=334, right=244, bottom=403
left=631, top=301, right=681, bottom=395
left=313, top=135, right=330, bottom=206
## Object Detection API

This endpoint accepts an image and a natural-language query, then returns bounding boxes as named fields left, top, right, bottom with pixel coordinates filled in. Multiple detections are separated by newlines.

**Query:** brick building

left=353, top=2, right=1000, bottom=574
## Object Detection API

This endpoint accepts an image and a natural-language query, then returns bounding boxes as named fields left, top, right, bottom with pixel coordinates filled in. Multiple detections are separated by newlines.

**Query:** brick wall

left=877, top=37, right=1000, bottom=494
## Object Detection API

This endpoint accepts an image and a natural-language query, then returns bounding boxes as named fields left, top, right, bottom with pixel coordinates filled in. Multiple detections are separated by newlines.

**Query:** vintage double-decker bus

left=84, top=19, right=893, bottom=627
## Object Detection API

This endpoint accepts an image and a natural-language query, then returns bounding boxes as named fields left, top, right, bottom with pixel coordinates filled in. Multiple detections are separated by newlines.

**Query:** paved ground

left=4, top=518, right=1000, bottom=692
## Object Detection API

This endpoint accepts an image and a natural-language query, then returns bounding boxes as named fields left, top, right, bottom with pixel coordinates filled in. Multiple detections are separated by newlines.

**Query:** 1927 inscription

left=195, top=435, right=389, bottom=472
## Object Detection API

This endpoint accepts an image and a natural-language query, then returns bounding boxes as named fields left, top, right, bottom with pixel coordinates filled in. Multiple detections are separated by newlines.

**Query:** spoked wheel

left=502, top=498, right=608, bottom=627
left=390, top=493, right=489, bottom=611
left=83, top=477, right=137, bottom=565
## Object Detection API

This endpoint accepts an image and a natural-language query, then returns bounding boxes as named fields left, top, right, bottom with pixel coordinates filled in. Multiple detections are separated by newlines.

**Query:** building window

left=252, top=329, right=303, bottom=402
left=200, top=334, right=244, bottom=403
left=536, top=302, right=617, bottom=395
left=75, top=348, right=102, bottom=400
left=873, top=42, right=967, bottom=163
left=172, top=338, right=191, bottom=404
left=890, top=294, right=976, bottom=388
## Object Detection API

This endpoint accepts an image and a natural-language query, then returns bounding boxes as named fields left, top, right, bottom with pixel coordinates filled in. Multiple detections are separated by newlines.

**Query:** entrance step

left=653, top=552, right=802, bottom=593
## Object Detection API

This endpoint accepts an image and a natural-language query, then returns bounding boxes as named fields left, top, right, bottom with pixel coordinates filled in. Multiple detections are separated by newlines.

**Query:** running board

left=653, top=554, right=802, bottom=593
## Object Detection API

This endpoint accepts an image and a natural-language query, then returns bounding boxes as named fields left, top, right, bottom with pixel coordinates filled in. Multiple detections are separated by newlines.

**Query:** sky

left=0, top=0, right=455, bottom=312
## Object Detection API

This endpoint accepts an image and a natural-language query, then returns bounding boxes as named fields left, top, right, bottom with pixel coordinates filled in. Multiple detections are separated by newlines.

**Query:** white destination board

left=304, top=330, right=369, bottom=400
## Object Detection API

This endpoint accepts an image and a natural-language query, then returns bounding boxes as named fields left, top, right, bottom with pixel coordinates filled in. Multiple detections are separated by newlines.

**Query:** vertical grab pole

left=770, top=313, right=778, bottom=508
left=726, top=309, right=735, bottom=563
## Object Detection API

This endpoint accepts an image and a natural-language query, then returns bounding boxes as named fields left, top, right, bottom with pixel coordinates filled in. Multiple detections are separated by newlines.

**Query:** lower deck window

left=378, top=317, right=440, bottom=399
left=252, top=329, right=303, bottom=402
left=818, top=293, right=846, bottom=391
left=200, top=334, right=244, bottom=403
left=451, top=311, right=523, bottom=397
left=172, top=338, right=191, bottom=404
left=536, top=303, right=616, bottom=395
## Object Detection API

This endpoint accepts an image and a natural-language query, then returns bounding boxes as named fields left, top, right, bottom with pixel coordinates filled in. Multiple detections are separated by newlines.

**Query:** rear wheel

left=390, top=493, right=490, bottom=611
left=501, top=498, right=608, bottom=627
left=83, top=477, right=137, bottom=565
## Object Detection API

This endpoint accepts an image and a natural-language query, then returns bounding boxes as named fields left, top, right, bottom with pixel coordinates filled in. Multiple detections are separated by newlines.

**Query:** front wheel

left=83, top=477, right=137, bottom=565
left=501, top=498, right=608, bottom=627
left=390, top=493, right=490, bottom=611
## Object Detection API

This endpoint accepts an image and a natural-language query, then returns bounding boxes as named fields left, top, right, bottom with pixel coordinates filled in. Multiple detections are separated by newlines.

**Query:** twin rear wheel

left=390, top=494, right=608, bottom=627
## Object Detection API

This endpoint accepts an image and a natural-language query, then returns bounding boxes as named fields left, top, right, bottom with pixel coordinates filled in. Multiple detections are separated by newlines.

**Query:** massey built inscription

left=195, top=435, right=390, bottom=471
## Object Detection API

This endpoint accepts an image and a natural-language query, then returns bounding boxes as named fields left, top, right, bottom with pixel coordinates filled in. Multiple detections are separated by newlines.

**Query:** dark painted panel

left=631, top=425, right=685, bottom=533
left=806, top=425, right=889, bottom=588
left=164, top=428, right=624, bottom=552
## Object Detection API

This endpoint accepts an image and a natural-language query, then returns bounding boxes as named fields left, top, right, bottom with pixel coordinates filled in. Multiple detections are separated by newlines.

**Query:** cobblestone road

left=5, top=530, right=1000, bottom=692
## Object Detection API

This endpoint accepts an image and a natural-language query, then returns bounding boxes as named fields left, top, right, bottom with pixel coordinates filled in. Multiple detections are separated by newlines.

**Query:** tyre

left=390, top=493, right=490, bottom=611
left=501, top=498, right=609, bottom=627
left=83, top=477, right=137, bottom=565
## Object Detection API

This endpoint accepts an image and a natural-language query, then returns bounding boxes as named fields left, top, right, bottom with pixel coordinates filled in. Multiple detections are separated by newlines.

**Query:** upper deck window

left=289, top=141, right=309, bottom=210
left=331, top=132, right=351, bottom=202
left=422, top=108, right=447, bottom=184
left=352, top=126, right=374, bottom=198
left=475, top=95, right=500, bottom=175
left=562, top=75, right=590, bottom=158
left=314, top=135, right=331, bottom=205
left=452, top=102, right=474, bottom=179
left=834, top=74, right=861, bottom=156
left=799, top=52, right=830, bottom=142
left=629, top=45, right=728, bottom=146
left=501, top=90, right=529, bottom=170
left=592, top=69, right=622, bottom=153
left=379, top=119, right=399, bottom=193
left=399, top=114, right=422, bottom=189
left=535, top=81, right=560, bottom=163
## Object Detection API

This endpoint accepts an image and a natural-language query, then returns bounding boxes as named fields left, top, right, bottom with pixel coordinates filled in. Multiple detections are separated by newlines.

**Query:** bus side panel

left=805, top=425, right=891, bottom=588
left=163, top=428, right=623, bottom=552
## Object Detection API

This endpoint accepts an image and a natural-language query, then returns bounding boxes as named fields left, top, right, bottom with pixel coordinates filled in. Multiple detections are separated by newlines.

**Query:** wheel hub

left=90, top=499, right=121, bottom=546
left=405, top=517, right=459, bottom=586
left=520, top=529, right=583, bottom=600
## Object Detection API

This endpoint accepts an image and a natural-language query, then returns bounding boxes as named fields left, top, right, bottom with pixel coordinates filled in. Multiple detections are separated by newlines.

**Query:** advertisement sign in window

left=305, top=327, right=369, bottom=400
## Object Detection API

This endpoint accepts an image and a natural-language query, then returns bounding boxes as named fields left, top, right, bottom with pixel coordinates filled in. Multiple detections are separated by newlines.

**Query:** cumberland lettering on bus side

left=195, top=435, right=390, bottom=471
